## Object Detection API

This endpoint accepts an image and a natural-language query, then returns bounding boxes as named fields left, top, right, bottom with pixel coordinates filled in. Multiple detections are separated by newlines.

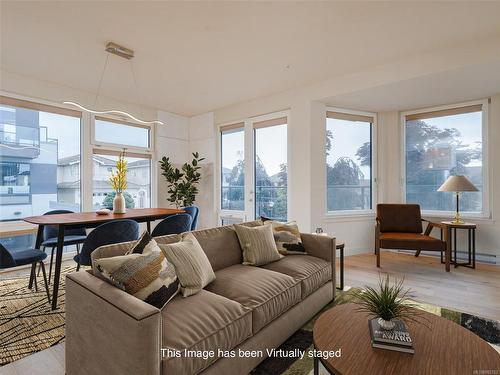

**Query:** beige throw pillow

left=233, top=223, right=283, bottom=266
left=159, top=233, right=215, bottom=297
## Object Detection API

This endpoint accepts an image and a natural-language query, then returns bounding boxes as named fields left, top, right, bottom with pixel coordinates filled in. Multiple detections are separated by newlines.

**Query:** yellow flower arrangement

left=109, top=150, right=127, bottom=193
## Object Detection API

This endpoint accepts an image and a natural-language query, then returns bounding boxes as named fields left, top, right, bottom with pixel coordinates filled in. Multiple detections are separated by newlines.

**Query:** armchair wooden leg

left=415, top=250, right=421, bottom=257
left=376, top=244, right=380, bottom=267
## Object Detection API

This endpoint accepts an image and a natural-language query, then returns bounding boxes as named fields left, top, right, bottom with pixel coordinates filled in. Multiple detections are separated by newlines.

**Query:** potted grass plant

left=109, top=149, right=128, bottom=214
left=351, top=274, right=420, bottom=330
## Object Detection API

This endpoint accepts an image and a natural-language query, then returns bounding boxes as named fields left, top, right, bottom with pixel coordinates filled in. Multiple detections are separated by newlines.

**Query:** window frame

left=91, top=115, right=153, bottom=152
left=325, top=107, right=378, bottom=217
left=216, top=110, right=290, bottom=224
left=0, top=92, right=158, bottom=222
left=400, top=99, right=490, bottom=219
left=90, top=114, right=156, bottom=210
left=0, top=92, right=84, bottom=217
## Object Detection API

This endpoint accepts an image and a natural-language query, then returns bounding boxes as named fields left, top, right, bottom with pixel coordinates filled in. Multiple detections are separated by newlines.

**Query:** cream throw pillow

left=234, top=223, right=283, bottom=266
left=159, top=233, right=215, bottom=297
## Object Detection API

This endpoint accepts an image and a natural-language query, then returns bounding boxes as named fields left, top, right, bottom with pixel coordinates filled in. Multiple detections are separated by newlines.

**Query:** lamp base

left=451, top=210, right=464, bottom=225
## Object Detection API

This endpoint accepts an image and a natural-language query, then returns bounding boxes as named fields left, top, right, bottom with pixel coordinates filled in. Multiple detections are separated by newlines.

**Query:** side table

left=440, top=221, right=476, bottom=269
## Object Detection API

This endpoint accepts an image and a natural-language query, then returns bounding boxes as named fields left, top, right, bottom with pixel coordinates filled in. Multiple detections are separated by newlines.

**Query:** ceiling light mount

left=105, top=42, right=134, bottom=60
left=63, top=42, right=164, bottom=125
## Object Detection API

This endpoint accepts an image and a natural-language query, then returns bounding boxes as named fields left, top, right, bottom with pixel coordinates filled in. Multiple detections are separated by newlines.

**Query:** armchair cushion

left=377, top=204, right=423, bottom=233
left=380, top=232, right=446, bottom=251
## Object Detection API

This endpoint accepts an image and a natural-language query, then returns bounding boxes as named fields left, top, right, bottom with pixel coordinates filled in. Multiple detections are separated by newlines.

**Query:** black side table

left=336, top=241, right=345, bottom=290
left=440, top=221, right=476, bottom=269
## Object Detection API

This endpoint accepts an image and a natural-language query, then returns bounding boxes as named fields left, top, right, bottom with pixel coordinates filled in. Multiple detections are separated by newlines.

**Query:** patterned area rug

left=252, top=287, right=500, bottom=375
left=0, top=266, right=76, bottom=365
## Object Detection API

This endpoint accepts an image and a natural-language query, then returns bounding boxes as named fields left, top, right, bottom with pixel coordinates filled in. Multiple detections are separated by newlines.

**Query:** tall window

left=0, top=96, right=81, bottom=221
left=404, top=103, right=484, bottom=213
left=220, top=124, right=245, bottom=211
left=326, top=110, right=373, bottom=212
left=254, top=118, right=287, bottom=221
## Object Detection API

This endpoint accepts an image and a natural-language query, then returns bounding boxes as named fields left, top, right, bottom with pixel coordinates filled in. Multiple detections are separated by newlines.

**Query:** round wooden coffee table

left=313, top=303, right=500, bottom=375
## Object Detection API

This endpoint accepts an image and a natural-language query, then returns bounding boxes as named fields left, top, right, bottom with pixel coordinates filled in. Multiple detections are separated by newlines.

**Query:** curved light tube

left=63, top=101, right=164, bottom=125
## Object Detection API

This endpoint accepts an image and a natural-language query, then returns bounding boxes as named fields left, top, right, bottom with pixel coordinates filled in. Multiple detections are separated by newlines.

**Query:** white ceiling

left=325, top=59, right=500, bottom=112
left=1, top=1, right=500, bottom=116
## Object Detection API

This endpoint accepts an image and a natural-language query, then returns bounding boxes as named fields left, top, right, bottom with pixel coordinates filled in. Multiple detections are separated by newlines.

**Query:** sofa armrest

left=300, top=233, right=336, bottom=262
left=301, top=233, right=336, bottom=300
left=65, top=271, right=161, bottom=375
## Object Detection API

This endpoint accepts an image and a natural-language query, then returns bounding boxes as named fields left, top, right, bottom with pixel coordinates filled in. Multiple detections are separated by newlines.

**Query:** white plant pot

left=377, top=317, right=396, bottom=330
left=113, top=192, right=126, bottom=214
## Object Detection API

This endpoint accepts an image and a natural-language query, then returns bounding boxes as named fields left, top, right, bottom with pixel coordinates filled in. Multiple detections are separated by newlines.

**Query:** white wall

left=155, top=110, right=190, bottom=208
left=204, top=37, right=500, bottom=259
left=188, top=112, right=216, bottom=228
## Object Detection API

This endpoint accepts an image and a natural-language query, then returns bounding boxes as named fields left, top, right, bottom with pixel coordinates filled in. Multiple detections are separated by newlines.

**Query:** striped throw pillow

left=94, top=237, right=179, bottom=309
left=159, top=233, right=216, bottom=297
left=234, top=223, right=283, bottom=266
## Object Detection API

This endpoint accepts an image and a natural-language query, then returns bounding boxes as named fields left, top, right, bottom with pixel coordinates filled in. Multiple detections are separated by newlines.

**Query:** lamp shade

left=437, top=175, right=478, bottom=192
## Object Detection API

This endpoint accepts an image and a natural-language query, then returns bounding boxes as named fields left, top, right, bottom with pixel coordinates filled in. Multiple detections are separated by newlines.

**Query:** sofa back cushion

left=92, top=220, right=263, bottom=273
left=377, top=204, right=423, bottom=233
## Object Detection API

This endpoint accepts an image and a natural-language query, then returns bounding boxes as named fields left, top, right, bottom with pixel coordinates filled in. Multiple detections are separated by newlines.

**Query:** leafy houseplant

left=159, top=152, right=204, bottom=208
left=109, top=149, right=128, bottom=213
left=351, top=274, right=421, bottom=330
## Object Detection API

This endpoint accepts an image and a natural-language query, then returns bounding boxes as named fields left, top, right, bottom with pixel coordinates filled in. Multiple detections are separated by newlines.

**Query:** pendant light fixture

left=64, top=42, right=164, bottom=126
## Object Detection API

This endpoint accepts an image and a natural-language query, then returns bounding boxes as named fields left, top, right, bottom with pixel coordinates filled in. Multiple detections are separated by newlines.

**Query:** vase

left=377, top=317, right=396, bottom=330
left=113, top=192, right=126, bottom=214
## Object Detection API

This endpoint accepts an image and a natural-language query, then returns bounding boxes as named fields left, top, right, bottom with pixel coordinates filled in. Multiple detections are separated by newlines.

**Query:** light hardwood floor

left=1, top=252, right=499, bottom=374
left=345, top=251, right=500, bottom=321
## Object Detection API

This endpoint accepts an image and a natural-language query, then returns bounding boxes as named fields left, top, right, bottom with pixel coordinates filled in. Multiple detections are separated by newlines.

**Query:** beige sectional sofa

left=65, top=222, right=336, bottom=375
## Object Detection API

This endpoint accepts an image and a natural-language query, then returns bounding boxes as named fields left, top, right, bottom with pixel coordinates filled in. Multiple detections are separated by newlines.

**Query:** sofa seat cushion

left=162, top=290, right=252, bottom=375
left=206, top=264, right=301, bottom=334
left=380, top=232, right=445, bottom=251
left=261, top=255, right=331, bottom=299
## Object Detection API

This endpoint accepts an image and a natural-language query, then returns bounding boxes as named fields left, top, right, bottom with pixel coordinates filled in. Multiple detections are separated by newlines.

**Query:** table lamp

left=437, top=175, right=478, bottom=224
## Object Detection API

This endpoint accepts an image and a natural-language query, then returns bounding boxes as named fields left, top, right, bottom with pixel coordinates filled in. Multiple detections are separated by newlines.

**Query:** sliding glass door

left=219, top=113, right=288, bottom=224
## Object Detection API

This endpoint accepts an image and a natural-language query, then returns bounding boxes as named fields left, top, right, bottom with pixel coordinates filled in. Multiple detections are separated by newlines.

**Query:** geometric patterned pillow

left=94, top=237, right=179, bottom=309
left=266, top=220, right=307, bottom=255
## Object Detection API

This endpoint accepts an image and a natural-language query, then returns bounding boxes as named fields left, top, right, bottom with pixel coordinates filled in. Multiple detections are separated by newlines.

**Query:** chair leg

left=76, top=243, right=80, bottom=256
left=76, top=259, right=80, bottom=272
left=415, top=250, right=421, bottom=257
left=28, top=262, right=36, bottom=289
left=376, top=243, right=380, bottom=268
left=32, top=263, right=38, bottom=292
left=37, top=246, right=45, bottom=276
left=48, top=247, right=55, bottom=285
left=39, top=261, right=51, bottom=303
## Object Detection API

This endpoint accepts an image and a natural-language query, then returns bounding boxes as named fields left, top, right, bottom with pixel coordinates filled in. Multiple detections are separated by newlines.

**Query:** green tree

left=102, top=191, right=135, bottom=209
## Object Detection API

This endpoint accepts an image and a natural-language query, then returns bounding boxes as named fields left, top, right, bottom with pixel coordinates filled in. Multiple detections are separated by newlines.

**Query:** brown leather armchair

left=375, top=204, right=451, bottom=271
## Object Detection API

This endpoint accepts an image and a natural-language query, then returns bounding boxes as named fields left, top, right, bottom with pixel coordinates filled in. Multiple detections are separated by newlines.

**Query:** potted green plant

left=351, top=274, right=420, bottom=330
left=159, top=152, right=204, bottom=208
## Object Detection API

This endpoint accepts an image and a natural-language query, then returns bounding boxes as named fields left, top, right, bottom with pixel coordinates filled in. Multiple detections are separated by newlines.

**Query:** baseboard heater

left=395, top=250, right=497, bottom=265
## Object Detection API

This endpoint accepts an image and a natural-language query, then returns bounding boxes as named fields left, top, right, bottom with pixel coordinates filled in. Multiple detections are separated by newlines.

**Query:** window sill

left=324, top=211, right=375, bottom=223
left=421, top=211, right=493, bottom=224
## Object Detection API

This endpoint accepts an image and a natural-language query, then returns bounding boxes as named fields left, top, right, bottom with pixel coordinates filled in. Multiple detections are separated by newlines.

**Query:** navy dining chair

left=74, top=219, right=139, bottom=271
left=151, top=214, right=192, bottom=237
left=0, top=243, right=50, bottom=303
left=41, top=210, right=87, bottom=283
left=183, top=206, right=199, bottom=231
